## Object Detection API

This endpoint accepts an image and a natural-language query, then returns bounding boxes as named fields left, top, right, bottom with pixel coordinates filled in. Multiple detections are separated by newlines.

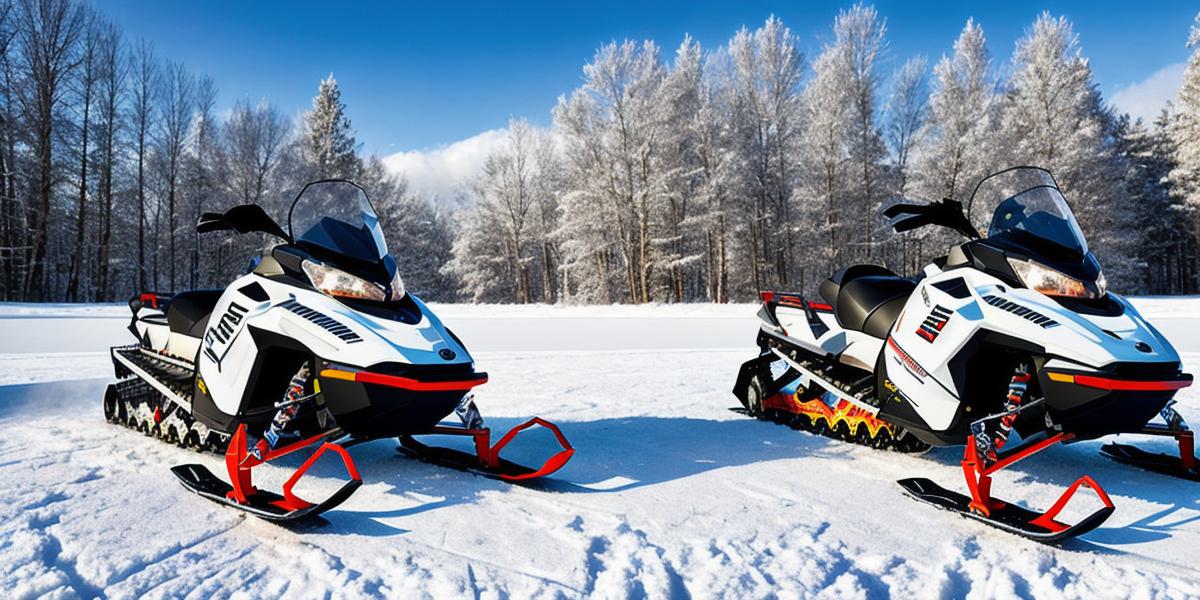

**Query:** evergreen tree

left=302, top=74, right=358, bottom=180
left=1119, top=113, right=1191, bottom=293
left=362, top=157, right=455, bottom=300
left=1168, top=12, right=1200, bottom=289
left=912, top=19, right=998, bottom=205
left=1001, top=13, right=1140, bottom=289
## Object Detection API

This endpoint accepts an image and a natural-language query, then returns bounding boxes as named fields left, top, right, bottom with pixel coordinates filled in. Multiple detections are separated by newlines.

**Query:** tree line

left=4, top=2, right=1200, bottom=305
left=450, top=7, right=1200, bottom=303
left=0, top=0, right=454, bottom=302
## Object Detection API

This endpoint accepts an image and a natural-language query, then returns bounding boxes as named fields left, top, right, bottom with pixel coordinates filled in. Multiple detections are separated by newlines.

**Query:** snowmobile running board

left=398, top=417, right=576, bottom=481
left=172, top=425, right=362, bottom=522
left=900, top=433, right=1115, bottom=543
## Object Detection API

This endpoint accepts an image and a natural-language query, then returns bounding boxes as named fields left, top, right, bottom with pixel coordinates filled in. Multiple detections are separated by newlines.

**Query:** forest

left=2, top=1, right=1199, bottom=304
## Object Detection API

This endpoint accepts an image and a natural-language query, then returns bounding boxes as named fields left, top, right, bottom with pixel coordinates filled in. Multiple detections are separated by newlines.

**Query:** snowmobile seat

left=167, top=290, right=224, bottom=338
left=820, top=265, right=916, bottom=339
left=819, top=264, right=896, bottom=305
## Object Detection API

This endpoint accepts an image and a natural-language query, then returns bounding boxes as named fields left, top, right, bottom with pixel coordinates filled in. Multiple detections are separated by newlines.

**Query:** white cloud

left=382, top=129, right=507, bottom=208
left=1110, top=62, right=1186, bottom=124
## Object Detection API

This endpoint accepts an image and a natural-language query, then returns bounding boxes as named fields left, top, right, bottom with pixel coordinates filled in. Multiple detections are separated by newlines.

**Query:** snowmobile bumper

left=316, top=365, right=489, bottom=438
left=321, top=365, right=575, bottom=479
left=1039, top=366, right=1192, bottom=439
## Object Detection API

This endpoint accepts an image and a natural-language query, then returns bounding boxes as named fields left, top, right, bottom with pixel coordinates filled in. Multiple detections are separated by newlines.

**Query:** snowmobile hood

left=976, top=284, right=1181, bottom=368
left=265, top=285, right=472, bottom=368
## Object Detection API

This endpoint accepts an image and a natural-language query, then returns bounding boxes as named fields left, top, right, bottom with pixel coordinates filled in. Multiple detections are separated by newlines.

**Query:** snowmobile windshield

left=288, top=180, right=388, bottom=263
left=967, top=167, right=1088, bottom=256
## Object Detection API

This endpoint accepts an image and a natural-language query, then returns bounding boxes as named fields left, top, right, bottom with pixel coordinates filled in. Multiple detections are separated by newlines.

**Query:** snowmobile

left=733, top=166, right=1194, bottom=542
left=104, top=179, right=574, bottom=521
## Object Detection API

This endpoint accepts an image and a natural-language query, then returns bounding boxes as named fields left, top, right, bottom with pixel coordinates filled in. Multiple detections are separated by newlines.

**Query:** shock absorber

left=972, top=362, right=1032, bottom=463
left=247, top=362, right=311, bottom=461
left=993, top=362, right=1032, bottom=452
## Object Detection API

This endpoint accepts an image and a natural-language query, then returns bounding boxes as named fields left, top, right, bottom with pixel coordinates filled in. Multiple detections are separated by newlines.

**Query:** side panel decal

left=203, top=302, right=248, bottom=368
left=981, top=294, right=1059, bottom=328
left=916, top=305, right=953, bottom=342
left=279, top=299, right=363, bottom=344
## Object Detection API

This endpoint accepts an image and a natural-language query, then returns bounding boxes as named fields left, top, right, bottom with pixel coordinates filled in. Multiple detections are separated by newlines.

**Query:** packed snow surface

left=1, top=299, right=1199, bottom=598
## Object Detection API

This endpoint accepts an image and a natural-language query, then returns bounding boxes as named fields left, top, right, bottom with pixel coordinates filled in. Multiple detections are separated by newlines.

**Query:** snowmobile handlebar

left=197, top=204, right=291, bottom=242
left=883, top=198, right=981, bottom=240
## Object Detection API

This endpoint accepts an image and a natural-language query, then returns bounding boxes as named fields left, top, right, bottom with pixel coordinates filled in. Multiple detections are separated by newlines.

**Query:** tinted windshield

left=967, top=167, right=1087, bottom=255
left=288, top=180, right=388, bottom=263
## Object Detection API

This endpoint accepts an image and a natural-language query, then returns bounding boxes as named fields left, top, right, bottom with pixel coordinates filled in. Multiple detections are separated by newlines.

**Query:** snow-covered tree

left=651, top=36, right=705, bottom=301
left=181, top=76, right=221, bottom=288
left=1002, top=13, right=1139, bottom=287
left=800, top=17, right=854, bottom=278
left=1119, top=114, right=1191, bottom=293
left=155, top=60, right=195, bottom=290
left=554, top=39, right=676, bottom=303
left=912, top=19, right=998, bottom=205
left=724, top=16, right=805, bottom=293
left=689, top=47, right=739, bottom=301
left=222, top=99, right=288, bottom=206
left=838, top=5, right=890, bottom=262
left=446, top=118, right=558, bottom=303
left=302, top=74, right=358, bottom=180
left=1168, top=12, right=1200, bottom=288
left=904, top=20, right=1000, bottom=270
left=885, top=56, right=928, bottom=199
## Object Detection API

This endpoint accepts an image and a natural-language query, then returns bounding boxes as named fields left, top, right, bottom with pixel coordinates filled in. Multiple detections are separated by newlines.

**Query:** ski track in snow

left=1, top=302, right=1199, bottom=598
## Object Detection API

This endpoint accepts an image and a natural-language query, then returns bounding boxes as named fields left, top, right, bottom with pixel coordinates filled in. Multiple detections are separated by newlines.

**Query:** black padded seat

left=166, top=290, right=224, bottom=338
left=820, top=265, right=916, bottom=339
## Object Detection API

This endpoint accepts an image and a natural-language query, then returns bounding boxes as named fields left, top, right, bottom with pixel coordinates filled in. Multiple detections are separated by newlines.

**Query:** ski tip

left=896, top=477, right=938, bottom=496
left=1098, top=442, right=1126, bottom=460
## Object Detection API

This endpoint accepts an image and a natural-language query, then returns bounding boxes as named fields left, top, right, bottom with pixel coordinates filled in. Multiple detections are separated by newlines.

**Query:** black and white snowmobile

left=104, top=179, right=574, bottom=522
left=733, top=166, right=1193, bottom=542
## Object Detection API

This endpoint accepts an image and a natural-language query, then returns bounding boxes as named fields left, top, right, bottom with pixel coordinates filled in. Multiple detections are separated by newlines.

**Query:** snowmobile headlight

left=1007, top=257, right=1104, bottom=299
left=387, top=269, right=406, bottom=301
left=301, top=260, right=386, bottom=301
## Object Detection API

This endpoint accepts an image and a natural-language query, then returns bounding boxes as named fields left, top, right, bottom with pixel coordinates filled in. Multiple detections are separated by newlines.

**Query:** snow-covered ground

left=1, top=299, right=1199, bottom=598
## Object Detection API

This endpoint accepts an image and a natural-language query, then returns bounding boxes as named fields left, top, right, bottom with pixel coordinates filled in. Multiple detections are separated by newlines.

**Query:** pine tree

left=908, top=19, right=999, bottom=270
left=1001, top=13, right=1140, bottom=289
left=1168, top=12, right=1200, bottom=289
left=912, top=19, right=998, bottom=205
left=1120, top=114, right=1190, bottom=293
left=303, top=74, right=358, bottom=180
left=362, top=157, right=455, bottom=300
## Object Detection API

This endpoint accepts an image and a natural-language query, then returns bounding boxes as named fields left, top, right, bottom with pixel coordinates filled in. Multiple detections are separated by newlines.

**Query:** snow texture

left=0, top=300, right=1198, bottom=598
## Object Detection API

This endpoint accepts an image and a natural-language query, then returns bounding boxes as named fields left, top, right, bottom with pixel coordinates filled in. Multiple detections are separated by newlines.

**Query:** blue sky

left=102, top=0, right=1196, bottom=196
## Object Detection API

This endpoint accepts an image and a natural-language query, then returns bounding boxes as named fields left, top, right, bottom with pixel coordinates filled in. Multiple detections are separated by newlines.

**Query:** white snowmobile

left=733, top=166, right=1193, bottom=542
left=105, top=179, right=574, bottom=521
